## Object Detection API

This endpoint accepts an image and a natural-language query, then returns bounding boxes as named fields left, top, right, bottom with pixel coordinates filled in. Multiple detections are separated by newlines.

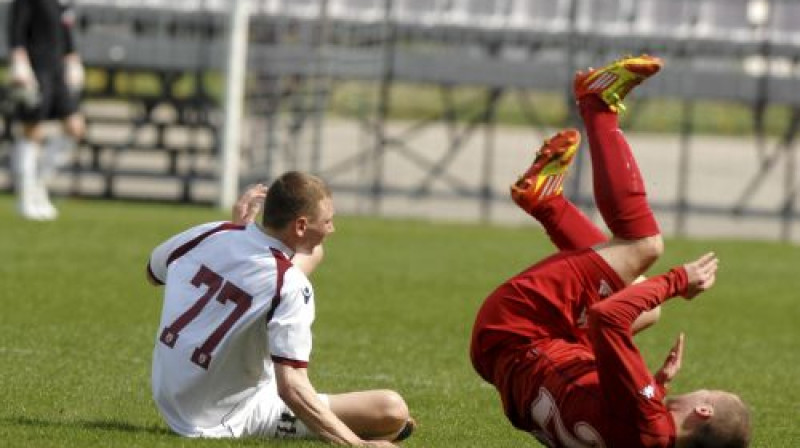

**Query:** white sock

left=12, top=138, right=36, bottom=176
left=12, top=138, right=41, bottom=219
left=32, top=182, right=58, bottom=220
left=39, top=135, right=74, bottom=184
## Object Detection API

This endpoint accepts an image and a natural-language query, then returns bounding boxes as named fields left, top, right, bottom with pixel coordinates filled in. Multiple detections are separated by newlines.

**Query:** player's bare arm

left=231, top=183, right=268, bottom=225
left=274, top=364, right=394, bottom=447
left=631, top=276, right=662, bottom=334
left=648, top=253, right=714, bottom=389
left=654, top=333, right=685, bottom=389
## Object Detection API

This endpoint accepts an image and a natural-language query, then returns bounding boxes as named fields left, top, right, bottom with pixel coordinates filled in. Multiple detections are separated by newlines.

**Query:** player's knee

left=65, top=117, right=86, bottom=140
left=22, top=123, right=43, bottom=141
left=377, top=390, right=409, bottom=429
left=632, top=234, right=663, bottom=270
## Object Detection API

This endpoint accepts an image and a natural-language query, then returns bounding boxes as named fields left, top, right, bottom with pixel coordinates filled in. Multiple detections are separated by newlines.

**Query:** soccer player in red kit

left=470, top=56, right=751, bottom=448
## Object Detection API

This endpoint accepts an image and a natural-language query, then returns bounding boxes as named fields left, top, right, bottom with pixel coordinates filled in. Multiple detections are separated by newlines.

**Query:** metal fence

left=0, top=0, right=798, bottom=240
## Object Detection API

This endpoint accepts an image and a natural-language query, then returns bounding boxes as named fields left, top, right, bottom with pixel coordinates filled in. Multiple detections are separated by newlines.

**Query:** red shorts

left=469, top=248, right=624, bottom=429
left=490, top=339, right=603, bottom=431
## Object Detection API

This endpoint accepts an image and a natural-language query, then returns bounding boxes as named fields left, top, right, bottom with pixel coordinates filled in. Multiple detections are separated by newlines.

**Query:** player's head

left=668, top=389, right=751, bottom=448
left=263, top=171, right=334, bottom=252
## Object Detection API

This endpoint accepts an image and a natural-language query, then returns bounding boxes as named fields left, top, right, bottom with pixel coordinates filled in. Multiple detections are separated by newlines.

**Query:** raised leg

left=574, top=55, right=665, bottom=284
left=510, top=129, right=607, bottom=251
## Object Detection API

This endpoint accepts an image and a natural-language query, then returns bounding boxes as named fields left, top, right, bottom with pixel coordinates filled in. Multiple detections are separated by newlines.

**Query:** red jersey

left=471, top=249, right=686, bottom=448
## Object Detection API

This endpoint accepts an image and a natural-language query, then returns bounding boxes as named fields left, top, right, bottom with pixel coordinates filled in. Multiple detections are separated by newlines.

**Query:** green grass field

left=1, top=195, right=798, bottom=447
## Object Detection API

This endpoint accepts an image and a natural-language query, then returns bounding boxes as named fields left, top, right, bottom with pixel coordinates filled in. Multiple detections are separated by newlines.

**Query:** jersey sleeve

left=586, top=267, right=688, bottom=447
left=267, top=272, right=315, bottom=368
left=147, top=221, right=227, bottom=285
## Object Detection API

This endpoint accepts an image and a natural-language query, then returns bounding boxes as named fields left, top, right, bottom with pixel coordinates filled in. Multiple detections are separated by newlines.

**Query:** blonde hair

left=687, top=393, right=751, bottom=448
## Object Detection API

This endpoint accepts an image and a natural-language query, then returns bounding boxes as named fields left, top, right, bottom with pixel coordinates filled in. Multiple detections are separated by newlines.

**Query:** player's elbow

left=277, top=379, right=302, bottom=407
left=631, top=235, right=664, bottom=273
left=275, top=362, right=312, bottom=406
left=587, top=301, right=623, bottom=332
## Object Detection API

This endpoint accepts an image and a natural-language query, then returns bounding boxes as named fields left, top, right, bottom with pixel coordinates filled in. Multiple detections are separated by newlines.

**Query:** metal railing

left=0, top=0, right=797, bottom=240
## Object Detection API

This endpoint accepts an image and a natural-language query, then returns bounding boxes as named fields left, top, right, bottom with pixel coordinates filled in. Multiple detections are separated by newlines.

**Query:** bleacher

left=0, top=0, right=792, bottom=92
left=0, top=0, right=797, bottom=238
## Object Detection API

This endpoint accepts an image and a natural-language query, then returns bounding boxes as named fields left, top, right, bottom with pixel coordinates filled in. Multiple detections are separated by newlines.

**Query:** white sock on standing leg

left=34, top=135, right=74, bottom=220
left=39, top=135, right=74, bottom=183
left=12, top=138, right=42, bottom=220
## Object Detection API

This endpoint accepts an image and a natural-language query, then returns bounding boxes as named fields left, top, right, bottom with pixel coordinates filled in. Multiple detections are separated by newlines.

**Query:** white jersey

left=147, top=221, right=315, bottom=437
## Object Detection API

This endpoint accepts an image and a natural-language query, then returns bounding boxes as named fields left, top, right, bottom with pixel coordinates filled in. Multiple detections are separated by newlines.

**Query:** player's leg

left=328, top=390, right=414, bottom=442
left=511, top=129, right=607, bottom=251
left=574, top=55, right=664, bottom=284
left=240, top=387, right=332, bottom=439
left=54, top=68, right=85, bottom=144
left=11, top=66, right=55, bottom=221
left=508, top=124, right=662, bottom=331
left=12, top=121, right=45, bottom=220
left=34, top=76, right=85, bottom=219
left=44, top=111, right=84, bottom=178
left=241, top=387, right=412, bottom=442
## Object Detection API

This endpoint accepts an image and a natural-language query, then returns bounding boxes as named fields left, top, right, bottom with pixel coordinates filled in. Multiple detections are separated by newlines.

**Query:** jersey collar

left=246, top=223, right=295, bottom=258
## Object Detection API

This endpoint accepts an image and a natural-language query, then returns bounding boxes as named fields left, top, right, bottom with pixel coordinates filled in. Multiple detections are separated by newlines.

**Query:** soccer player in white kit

left=146, top=172, right=414, bottom=446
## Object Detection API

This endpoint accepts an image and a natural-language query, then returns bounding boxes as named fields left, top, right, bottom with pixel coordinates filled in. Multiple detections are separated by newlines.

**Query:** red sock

left=579, top=96, right=660, bottom=239
left=531, top=195, right=607, bottom=251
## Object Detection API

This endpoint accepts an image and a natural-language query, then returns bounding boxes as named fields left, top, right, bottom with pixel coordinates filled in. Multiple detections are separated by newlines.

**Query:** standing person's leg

left=11, top=66, right=57, bottom=220
left=511, top=129, right=607, bottom=251
left=35, top=73, right=86, bottom=219
left=41, top=112, right=83, bottom=183
left=12, top=122, right=43, bottom=219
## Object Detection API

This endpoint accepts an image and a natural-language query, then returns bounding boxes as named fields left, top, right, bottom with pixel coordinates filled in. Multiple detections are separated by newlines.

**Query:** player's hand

left=64, top=54, right=85, bottom=92
left=654, top=333, right=684, bottom=387
left=682, top=252, right=718, bottom=300
left=10, top=51, right=36, bottom=88
left=232, top=183, right=267, bottom=225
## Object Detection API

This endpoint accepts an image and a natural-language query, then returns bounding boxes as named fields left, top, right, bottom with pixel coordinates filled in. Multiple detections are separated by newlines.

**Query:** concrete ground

left=2, top=116, right=797, bottom=244
left=289, top=118, right=800, bottom=244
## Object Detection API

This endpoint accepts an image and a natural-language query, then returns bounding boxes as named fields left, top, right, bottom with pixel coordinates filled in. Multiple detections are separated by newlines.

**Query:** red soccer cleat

left=573, top=54, right=663, bottom=113
left=511, top=129, right=581, bottom=214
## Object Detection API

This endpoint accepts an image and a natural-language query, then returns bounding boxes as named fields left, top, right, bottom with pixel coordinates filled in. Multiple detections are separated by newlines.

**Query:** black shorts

left=16, top=67, right=81, bottom=124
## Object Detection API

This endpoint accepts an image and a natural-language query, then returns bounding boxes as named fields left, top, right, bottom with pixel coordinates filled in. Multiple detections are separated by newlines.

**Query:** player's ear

left=694, top=404, right=714, bottom=419
left=294, top=216, right=308, bottom=238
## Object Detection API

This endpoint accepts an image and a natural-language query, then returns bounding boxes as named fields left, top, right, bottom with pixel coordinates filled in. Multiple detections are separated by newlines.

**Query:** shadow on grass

left=4, top=415, right=173, bottom=436
left=4, top=415, right=332, bottom=446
